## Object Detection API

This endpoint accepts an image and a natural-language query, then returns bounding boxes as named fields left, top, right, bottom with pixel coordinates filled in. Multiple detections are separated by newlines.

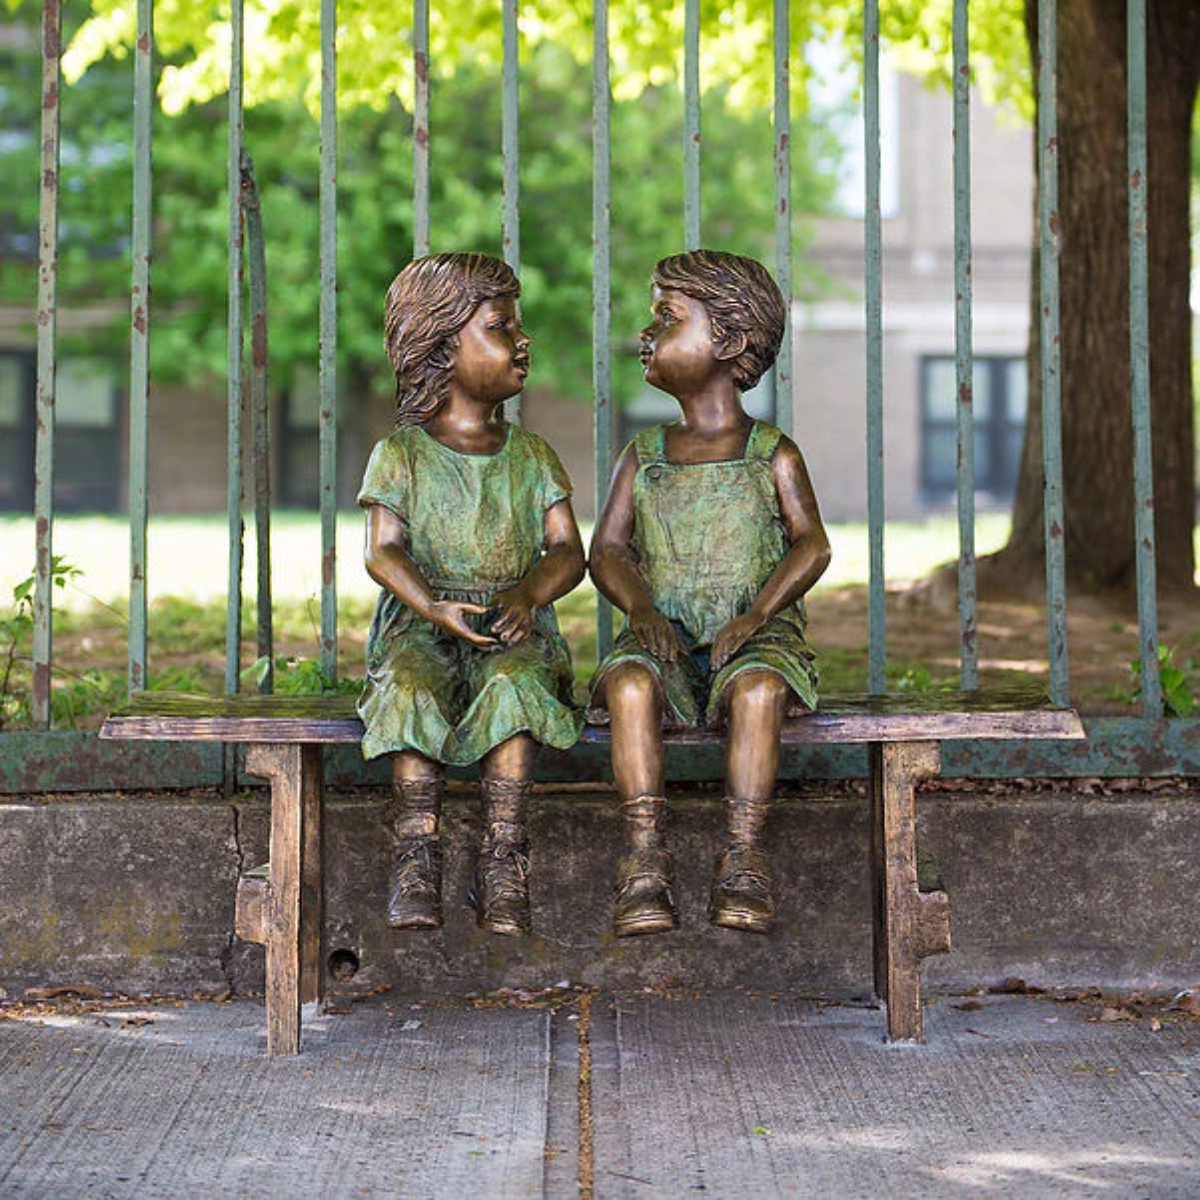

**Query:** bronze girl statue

left=358, top=252, right=584, bottom=936
left=589, top=249, right=831, bottom=937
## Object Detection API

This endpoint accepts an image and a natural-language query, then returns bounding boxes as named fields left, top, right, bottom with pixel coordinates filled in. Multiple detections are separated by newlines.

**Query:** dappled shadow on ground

left=807, top=580, right=1200, bottom=714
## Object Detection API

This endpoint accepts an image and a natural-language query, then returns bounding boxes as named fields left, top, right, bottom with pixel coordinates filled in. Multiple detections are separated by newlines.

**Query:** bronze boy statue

left=357, top=253, right=585, bottom=937
left=589, top=249, right=831, bottom=937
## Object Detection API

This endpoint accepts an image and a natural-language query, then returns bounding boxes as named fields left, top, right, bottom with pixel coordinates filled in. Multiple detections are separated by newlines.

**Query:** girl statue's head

left=651, top=250, right=785, bottom=392
left=384, top=253, right=521, bottom=426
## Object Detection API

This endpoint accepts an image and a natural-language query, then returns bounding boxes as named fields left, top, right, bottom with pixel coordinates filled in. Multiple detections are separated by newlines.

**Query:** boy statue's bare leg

left=387, top=751, right=445, bottom=929
left=606, top=663, right=678, bottom=936
left=711, top=669, right=789, bottom=934
left=470, top=733, right=538, bottom=936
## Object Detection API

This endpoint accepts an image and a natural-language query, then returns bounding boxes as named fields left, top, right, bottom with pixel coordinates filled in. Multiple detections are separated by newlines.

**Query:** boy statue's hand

left=710, top=610, right=766, bottom=672
left=629, top=605, right=685, bottom=663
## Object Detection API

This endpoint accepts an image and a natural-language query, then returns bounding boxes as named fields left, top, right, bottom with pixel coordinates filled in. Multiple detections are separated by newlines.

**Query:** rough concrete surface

left=2, top=786, right=1198, bottom=1000
left=1, top=989, right=1198, bottom=1197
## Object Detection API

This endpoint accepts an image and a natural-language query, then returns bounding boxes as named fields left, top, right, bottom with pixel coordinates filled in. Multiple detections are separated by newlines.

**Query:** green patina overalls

left=589, top=419, right=818, bottom=727
left=357, top=423, right=582, bottom=765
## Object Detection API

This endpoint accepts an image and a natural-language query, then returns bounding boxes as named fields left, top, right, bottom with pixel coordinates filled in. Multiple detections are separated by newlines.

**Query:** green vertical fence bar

left=319, top=0, right=339, bottom=681
left=1126, top=0, right=1159, bottom=716
left=501, top=0, right=520, bottom=423
left=1036, top=0, right=1070, bottom=705
left=772, top=0, right=792, bottom=438
left=593, top=0, right=615, bottom=659
left=127, top=0, right=152, bottom=697
left=1126, top=0, right=1158, bottom=709
left=953, top=0, right=978, bottom=688
left=863, top=0, right=886, bottom=694
left=683, top=0, right=700, bottom=250
left=413, top=0, right=430, bottom=257
left=243, top=152, right=273, bottom=692
left=33, top=0, right=62, bottom=729
left=224, top=0, right=245, bottom=697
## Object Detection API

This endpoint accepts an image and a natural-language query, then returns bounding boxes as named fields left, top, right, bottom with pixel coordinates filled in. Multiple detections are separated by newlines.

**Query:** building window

left=0, top=351, right=121, bottom=512
left=920, top=356, right=1026, bottom=501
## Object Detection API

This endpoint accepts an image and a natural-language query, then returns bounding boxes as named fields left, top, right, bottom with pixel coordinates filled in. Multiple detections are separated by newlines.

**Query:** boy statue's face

left=639, top=285, right=721, bottom=396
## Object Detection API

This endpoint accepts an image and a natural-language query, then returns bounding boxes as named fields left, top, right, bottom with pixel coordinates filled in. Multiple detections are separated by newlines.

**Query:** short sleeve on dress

left=357, top=434, right=411, bottom=519
left=522, top=429, right=573, bottom=514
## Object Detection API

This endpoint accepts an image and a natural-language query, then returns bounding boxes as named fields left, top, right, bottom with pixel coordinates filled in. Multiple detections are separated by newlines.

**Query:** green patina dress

left=357, top=423, right=582, bottom=764
left=589, top=419, right=818, bottom=728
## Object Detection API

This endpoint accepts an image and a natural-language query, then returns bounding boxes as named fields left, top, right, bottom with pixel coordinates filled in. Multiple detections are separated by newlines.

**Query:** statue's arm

left=709, top=438, right=831, bottom=669
left=363, top=503, right=496, bottom=648
left=589, top=445, right=682, bottom=662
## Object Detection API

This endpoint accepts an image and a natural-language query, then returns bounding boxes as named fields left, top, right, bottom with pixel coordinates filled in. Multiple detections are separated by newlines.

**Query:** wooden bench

left=100, top=684, right=1084, bottom=1054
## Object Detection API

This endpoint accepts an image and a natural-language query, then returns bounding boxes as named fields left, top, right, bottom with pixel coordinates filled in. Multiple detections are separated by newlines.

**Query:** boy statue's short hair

left=652, top=250, right=785, bottom=392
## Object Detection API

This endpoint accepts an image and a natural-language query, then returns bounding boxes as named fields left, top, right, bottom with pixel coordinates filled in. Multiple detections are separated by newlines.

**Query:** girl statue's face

left=449, top=296, right=531, bottom=407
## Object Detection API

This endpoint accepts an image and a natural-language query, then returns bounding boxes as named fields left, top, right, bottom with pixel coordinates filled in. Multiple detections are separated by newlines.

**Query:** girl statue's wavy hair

left=383, top=253, right=521, bottom=427
left=651, top=250, right=785, bottom=392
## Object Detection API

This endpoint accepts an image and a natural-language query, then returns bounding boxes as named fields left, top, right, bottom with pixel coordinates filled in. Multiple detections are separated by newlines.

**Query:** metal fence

left=8, top=0, right=1199, bottom=792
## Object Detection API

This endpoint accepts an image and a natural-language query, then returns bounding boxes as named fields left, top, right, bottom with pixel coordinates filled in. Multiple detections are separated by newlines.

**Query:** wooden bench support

left=870, top=740, right=951, bottom=1043
left=100, top=686, right=1083, bottom=1054
left=239, top=743, right=326, bottom=1056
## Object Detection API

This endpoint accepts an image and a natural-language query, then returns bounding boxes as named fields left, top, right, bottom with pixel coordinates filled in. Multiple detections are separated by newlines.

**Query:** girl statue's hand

left=488, top=585, right=537, bottom=646
left=428, top=599, right=499, bottom=649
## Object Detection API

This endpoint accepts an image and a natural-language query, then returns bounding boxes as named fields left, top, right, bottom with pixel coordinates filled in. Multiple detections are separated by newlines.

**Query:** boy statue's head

left=651, top=250, right=785, bottom=392
left=384, top=252, right=521, bottom=426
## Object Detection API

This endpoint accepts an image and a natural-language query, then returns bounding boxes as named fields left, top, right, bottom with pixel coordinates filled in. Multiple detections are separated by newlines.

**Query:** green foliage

left=1, top=557, right=84, bottom=729
left=1130, top=644, right=1197, bottom=718
left=1, top=30, right=843, bottom=411
left=241, top=654, right=362, bottom=696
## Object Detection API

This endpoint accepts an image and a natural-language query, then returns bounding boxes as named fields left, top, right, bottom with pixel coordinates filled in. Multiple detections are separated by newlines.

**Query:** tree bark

left=999, top=0, right=1198, bottom=593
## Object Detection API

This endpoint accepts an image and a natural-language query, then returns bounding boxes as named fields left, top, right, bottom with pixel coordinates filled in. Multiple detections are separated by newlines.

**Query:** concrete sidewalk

left=2, top=987, right=1198, bottom=1197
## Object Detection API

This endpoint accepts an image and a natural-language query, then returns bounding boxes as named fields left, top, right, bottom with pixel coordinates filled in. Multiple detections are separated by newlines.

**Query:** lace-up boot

left=709, top=796, right=775, bottom=933
left=386, top=776, right=444, bottom=929
left=469, top=778, right=532, bottom=936
left=613, top=794, right=678, bottom=937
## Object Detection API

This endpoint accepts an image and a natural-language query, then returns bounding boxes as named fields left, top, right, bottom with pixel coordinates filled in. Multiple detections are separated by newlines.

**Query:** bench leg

left=869, top=740, right=951, bottom=1043
left=243, top=742, right=325, bottom=1056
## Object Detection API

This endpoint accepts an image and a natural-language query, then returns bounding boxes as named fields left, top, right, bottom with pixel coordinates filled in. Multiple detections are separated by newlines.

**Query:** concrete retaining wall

left=2, top=785, right=1197, bottom=1000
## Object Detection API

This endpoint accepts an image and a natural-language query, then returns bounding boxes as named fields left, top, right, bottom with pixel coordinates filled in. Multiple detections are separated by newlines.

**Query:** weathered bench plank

left=100, top=685, right=1084, bottom=1050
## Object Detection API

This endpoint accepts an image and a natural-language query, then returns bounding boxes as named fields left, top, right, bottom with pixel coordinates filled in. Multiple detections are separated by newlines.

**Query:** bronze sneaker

left=709, top=846, right=775, bottom=934
left=613, top=848, right=678, bottom=937
left=387, top=837, right=443, bottom=930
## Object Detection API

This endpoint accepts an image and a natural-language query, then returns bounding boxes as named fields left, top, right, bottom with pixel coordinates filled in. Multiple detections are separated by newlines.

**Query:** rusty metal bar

left=127, top=0, right=153, bottom=698
left=863, top=0, right=886, bottom=694
left=953, top=0, right=978, bottom=688
left=225, top=0, right=246, bottom=697
left=413, top=0, right=430, bottom=257
left=593, top=0, right=615, bottom=659
left=501, top=0, right=521, bottom=423
left=242, top=151, right=273, bottom=692
left=683, top=0, right=700, bottom=249
left=1036, top=0, right=1070, bottom=705
left=32, top=0, right=62, bottom=728
left=319, top=0, right=339, bottom=681
left=1126, top=0, right=1160, bottom=715
left=772, top=0, right=792, bottom=437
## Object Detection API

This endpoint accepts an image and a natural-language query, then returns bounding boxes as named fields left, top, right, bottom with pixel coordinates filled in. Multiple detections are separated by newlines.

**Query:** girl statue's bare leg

left=605, top=662, right=678, bottom=936
left=470, top=733, right=539, bottom=936
left=711, top=669, right=789, bottom=933
left=386, top=750, right=445, bottom=929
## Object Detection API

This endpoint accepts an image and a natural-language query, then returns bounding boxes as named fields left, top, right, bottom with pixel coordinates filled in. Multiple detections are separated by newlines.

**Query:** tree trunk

left=1000, top=0, right=1198, bottom=593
